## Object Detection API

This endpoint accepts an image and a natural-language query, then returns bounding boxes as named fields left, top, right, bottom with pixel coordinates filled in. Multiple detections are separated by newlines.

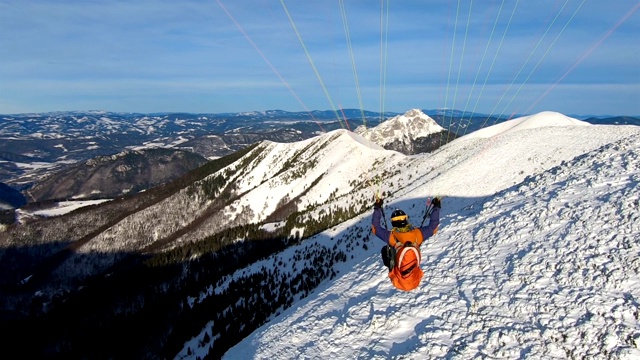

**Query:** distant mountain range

left=0, top=110, right=384, bottom=188
left=24, top=148, right=208, bottom=203
left=0, top=109, right=637, bottom=207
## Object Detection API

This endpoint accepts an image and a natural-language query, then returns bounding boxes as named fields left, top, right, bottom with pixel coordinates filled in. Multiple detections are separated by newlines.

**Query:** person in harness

left=371, top=197, right=441, bottom=291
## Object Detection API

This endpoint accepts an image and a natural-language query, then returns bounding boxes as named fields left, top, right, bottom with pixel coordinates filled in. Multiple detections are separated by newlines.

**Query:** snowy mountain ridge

left=169, top=111, right=640, bottom=359
left=49, top=130, right=394, bottom=259
left=224, top=130, right=640, bottom=359
left=465, top=111, right=590, bottom=139
left=223, top=130, right=391, bottom=226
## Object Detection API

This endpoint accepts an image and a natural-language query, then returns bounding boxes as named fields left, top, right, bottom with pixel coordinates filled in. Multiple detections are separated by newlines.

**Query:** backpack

left=388, top=241, right=424, bottom=291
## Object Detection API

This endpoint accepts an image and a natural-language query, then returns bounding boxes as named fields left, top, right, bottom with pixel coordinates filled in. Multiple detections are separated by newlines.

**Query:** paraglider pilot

left=371, top=197, right=441, bottom=271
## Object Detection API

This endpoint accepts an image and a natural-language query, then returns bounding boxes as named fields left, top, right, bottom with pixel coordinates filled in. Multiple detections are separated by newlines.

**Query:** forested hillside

left=0, top=130, right=398, bottom=358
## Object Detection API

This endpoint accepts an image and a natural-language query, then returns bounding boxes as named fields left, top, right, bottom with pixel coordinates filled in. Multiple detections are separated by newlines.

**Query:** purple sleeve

left=419, top=207, right=440, bottom=239
left=372, top=208, right=391, bottom=244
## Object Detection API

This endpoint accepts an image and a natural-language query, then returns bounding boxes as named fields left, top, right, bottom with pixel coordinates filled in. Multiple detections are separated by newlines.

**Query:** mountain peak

left=403, top=108, right=430, bottom=119
left=355, top=108, right=446, bottom=154
left=384, top=108, right=443, bottom=128
left=462, top=111, right=590, bottom=140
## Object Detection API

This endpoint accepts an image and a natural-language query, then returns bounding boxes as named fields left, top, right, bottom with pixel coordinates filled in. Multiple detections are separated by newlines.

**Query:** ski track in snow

left=224, top=133, right=640, bottom=359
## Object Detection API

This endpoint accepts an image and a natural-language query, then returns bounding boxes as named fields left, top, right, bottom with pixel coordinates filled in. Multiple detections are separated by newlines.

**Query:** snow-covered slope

left=378, top=111, right=625, bottom=202
left=464, top=111, right=589, bottom=139
left=224, top=130, right=391, bottom=225
left=221, top=114, right=640, bottom=359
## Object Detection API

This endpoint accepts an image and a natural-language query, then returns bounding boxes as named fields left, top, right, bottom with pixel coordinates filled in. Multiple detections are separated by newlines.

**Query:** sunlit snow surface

left=16, top=199, right=111, bottom=219
left=179, top=112, right=640, bottom=359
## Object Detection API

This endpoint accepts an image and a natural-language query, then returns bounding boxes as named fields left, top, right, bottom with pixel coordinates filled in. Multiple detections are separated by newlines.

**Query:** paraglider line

left=338, top=105, right=352, bottom=131
left=483, top=0, right=572, bottom=126
left=339, top=0, right=367, bottom=128
left=215, top=0, right=326, bottom=132
left=440, top=0, right=462, bottom=148
left=457, top=0, right=505, bottom=135
left=280, top=0, right=346, bottom=128
left=473, top=0, right=520, bottom=132
left=524, top=2, right=640, bottom=115
left=379, top=0, right=390, bottom=127
left=446, top=0, right=474, bottom=144
left=495, top=0, right=587, bottom=122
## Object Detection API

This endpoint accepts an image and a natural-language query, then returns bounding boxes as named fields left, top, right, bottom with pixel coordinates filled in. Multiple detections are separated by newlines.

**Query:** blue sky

left=1, top=0, right=638, bottom=116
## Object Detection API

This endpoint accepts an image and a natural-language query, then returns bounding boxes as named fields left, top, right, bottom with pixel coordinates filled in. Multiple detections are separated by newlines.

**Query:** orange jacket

left=371, top=207, right=439, bottom=246
left=387, top=228, right=424, bottom=248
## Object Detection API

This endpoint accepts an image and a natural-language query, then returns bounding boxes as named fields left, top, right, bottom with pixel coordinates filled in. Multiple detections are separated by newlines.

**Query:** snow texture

left=16, top=199, right=111, bottom=218
left=179, top=112, right=640, bottom=359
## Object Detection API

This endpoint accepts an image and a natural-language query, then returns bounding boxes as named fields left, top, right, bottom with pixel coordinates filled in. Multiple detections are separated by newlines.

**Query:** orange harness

left=388, top=229, right=424, bottom=291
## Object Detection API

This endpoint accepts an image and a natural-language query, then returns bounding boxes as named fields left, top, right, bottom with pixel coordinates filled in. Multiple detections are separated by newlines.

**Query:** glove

left=431, top=197, right=441, bottom=209
left=374, top=197, right=384, bottom=209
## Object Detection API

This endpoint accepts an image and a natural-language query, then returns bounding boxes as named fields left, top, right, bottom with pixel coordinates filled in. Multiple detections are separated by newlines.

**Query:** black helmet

left=391, top=209, right=408, bottom=228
